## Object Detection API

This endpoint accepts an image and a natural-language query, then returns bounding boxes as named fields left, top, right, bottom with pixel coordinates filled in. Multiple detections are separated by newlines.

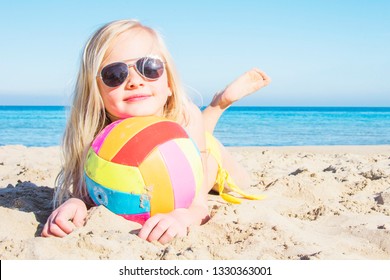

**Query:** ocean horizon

left=1, top=105, right=390, bottom=147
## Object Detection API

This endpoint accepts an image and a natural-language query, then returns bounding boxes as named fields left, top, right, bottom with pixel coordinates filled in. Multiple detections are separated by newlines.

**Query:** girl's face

left=97, top=29, right=172, bottom=120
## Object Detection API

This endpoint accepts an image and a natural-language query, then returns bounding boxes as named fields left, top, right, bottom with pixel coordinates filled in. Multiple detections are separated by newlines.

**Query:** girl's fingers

left=41, top=218, right=69, bottom=237
left=138, top=215, right=161, bottom=240
left=146, top=216, right=173, bottom=242
left=72, top=208, right=88, bottom=227
left=158, top=226, right=178, bottom=245
left=54, top=216, right=77, bottom=235
left=139, top=214, right=181, bottom=243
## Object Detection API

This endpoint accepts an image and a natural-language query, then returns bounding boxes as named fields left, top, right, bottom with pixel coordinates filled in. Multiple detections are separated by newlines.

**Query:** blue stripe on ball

left=84, top=174, right=150, bottom=215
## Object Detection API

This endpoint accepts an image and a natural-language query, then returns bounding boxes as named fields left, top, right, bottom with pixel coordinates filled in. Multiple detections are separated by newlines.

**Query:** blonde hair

left=54, top=19, right=189, bottom=207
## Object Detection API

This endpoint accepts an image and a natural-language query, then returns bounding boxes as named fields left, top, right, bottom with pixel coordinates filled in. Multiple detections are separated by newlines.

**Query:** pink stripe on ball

left=119, top=213, right=150, bottom=225
left=158, top=141, right=196, bottom=209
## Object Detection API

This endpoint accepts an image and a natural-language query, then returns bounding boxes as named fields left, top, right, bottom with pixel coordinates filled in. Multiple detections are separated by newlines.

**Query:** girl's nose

left=125, top=67, right=145, bottom=89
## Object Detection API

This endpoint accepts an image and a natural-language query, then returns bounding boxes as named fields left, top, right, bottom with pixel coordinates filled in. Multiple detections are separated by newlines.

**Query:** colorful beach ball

left=84, top=116, right=203, bottom=225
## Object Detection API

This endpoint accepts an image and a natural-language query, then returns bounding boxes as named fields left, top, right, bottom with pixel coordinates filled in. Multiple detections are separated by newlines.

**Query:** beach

left=1, top=145, right=390, bottom=260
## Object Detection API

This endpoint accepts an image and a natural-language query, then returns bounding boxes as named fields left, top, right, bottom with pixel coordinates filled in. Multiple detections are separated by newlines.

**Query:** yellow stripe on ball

left=139, top=148, right=175, bottom=215
left=85, top=148, right=146, bottom=194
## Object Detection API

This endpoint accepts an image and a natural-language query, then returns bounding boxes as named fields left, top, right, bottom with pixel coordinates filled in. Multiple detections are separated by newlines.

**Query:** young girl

left=41, top=19, right=271, bottom=244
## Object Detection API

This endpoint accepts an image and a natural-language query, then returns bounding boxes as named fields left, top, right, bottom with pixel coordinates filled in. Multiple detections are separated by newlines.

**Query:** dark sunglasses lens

left=101, top=62, right=128, bottom=87
left=136, top=57, right=164, bottom=80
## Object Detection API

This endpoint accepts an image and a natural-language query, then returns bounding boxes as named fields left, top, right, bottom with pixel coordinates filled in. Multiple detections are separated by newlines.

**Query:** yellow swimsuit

left=205, top=132, right=265, bottom=204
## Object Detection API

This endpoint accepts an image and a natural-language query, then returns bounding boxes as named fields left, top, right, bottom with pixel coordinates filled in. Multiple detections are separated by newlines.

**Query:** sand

left=1, top=144, right=390, bottom=260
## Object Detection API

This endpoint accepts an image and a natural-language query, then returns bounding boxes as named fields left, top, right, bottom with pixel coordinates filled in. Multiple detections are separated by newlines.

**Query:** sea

left=0, top=106, right=390, bottom=147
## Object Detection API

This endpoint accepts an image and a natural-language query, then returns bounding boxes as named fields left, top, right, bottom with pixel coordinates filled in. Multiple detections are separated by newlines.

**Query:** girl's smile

left=123, top=93, right=152, bottom=103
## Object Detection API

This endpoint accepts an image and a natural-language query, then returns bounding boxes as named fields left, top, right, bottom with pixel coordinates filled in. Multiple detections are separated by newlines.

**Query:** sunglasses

left=98, top=56, right=165, bottom=87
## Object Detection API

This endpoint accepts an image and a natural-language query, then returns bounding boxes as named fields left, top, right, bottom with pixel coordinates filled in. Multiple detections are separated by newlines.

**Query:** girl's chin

left=117, top=111, right=163, bottom=119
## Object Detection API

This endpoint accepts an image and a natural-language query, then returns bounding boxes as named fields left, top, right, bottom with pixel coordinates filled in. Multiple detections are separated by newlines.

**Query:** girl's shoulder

left=179, top=102, right=203, bottom=132
left=187, top=101, right=202, bottom=115
left=186, top=102, right=203, bottom=124
left=175, top=100, right=202, bottom=126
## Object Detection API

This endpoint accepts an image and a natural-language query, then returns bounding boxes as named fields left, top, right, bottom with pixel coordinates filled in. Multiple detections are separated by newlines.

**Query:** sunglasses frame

left=98, top=56, right=166, bottom=87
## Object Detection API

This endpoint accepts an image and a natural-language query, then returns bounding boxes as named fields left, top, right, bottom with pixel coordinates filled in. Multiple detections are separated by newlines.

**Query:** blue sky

left=0, top=0, right=389, bottom=106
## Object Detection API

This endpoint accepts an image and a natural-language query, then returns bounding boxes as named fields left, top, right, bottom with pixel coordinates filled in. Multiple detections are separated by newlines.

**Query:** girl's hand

left=41, top=198, right=88, bottom=237
left=138, top=209, right=190, bottom=244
